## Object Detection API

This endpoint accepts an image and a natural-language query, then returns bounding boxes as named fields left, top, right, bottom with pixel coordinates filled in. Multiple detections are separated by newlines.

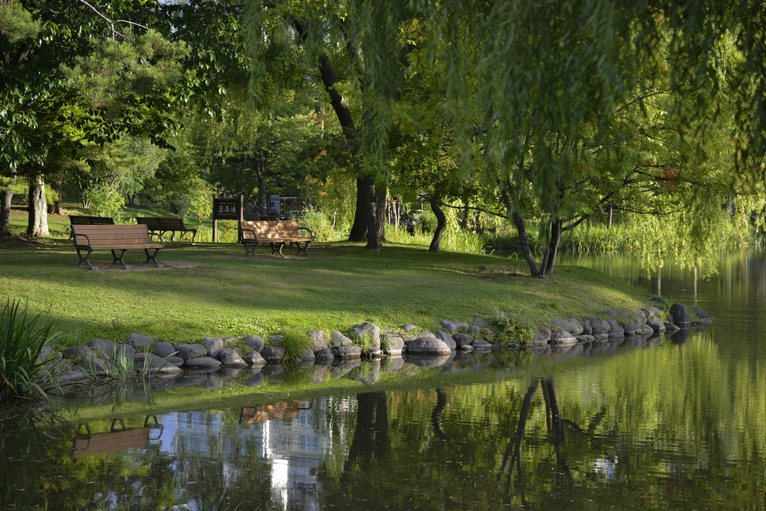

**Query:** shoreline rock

left=39, top=299, right=709, bottom=391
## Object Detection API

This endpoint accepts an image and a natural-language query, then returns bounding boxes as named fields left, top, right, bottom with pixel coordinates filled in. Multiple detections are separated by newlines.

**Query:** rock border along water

left=37, top=297, right=711, bottom=392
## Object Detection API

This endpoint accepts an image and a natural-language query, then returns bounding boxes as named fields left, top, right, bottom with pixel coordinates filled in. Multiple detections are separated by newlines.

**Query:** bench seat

left=72, top=224, right=163, bottom=269
left=240, top=220, right=313, bottom=257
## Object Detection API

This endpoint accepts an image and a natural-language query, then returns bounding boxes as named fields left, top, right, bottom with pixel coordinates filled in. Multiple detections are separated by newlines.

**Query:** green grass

left=1, top=206, right=652, bottom=351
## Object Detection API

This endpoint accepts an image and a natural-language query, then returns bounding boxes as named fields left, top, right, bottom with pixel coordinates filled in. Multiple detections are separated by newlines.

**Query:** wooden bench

left=68, top=215, right=114, bottom=238
left=239, top=220, right=314, bottom=257
left=72, top=224, right=164, bottom=269
left=136, top=217, right=197, bottom=242
left=72, top=417, right=163, bottom=459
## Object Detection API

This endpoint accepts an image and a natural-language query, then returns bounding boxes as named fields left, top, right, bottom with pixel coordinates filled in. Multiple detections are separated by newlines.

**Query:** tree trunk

left=52, top=175, right=64, bottom=215
left=27, top=173, right=49, bottom=237
left=256, top=161, right=267, bottom=217
left=607, top=205, right=613, bottom=228
left=344, top=391, right=390, bottom=465
left=363, top=177, right=383, bottom=250
left=429, top=198, right=447, bottom=252
left=542, top=219, right=562, bottom=277
left=349, top=177, right=368, bottom=241
left=0, top=169, right=16, bottom=232
left=513, top=213, right=540, bottom=277
left=375, top=185, right=386, bottom=243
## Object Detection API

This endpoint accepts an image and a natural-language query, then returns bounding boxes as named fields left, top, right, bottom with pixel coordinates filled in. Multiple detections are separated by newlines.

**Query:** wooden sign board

left=212, top=195, right=243, bottom=242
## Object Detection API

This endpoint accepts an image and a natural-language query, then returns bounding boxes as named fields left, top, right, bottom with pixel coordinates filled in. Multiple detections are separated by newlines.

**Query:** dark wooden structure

left=239, top=220, right=313, bottom=257
left=136, top=217, right=197, bottom=242
left=72, top=224, right=163, bottom=269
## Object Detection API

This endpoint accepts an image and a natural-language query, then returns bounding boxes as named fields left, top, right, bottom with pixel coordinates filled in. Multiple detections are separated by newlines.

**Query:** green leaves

left=0, top=299, right=59, bottom=401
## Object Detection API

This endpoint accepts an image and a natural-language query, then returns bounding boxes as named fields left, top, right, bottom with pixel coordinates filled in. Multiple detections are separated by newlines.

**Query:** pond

left=2, top=250, right=765, bottom=510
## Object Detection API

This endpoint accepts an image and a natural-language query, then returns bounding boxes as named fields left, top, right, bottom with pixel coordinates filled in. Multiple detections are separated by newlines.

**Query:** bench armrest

left=149, top=232, right=165, bottom=246
left=299, top=226, right=314, bottom=239
left=73, top=232, right=92, bottom=247
left=241, top=226, right=258, bottom=241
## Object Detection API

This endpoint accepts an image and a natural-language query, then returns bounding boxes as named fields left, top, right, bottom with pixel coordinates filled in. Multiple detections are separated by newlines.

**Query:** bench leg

left=144, top=248, right=162, bottom=266
left=242, top=241, right=256, bottom=256
left=270, top=242, right=285, bottom=258
left=111, top=249, right=128, bottom=267
left=76, top=248, right=94, bottom=268
left=293, top=241, right=310, bottom=256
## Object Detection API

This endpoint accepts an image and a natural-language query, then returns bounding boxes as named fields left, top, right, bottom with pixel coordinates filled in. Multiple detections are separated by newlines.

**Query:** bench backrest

left=72, top=224, right=153, bottom=249
left=136, top=217, right=187, bottom=230
left=72, top=428, right=151, bottom=459
left=69, top=215, right=115, bottom=226
left=240, top=220, right=301, bottom=240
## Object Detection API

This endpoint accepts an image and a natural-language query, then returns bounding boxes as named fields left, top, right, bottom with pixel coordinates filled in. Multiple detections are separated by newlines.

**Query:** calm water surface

left=2, top=251, right=766, bottom=510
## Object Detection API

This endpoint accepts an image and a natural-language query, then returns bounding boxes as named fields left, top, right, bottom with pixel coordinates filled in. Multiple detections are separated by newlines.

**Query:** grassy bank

left=1, top=206, right=651, bottom=350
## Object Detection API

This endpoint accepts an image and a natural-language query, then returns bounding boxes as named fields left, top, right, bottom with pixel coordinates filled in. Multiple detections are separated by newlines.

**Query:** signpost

left=212, top=195, right=243, bottom=242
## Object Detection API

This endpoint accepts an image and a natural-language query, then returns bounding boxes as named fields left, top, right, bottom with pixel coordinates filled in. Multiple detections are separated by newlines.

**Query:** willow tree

left=250, top=0, right=765, bottom=274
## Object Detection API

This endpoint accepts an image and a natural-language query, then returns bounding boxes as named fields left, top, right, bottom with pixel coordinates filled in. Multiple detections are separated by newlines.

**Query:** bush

left=0, top=300, right=59, bottom=401
left=300, top=208, right=343, bottom=242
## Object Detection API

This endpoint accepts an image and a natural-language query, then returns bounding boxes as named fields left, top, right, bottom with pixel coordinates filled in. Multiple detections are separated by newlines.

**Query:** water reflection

left=4, top=251, right=766, bottom=509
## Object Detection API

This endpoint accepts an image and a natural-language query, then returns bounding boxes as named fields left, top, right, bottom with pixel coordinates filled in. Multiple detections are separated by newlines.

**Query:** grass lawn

left=1, top=205, right=652, bottom=349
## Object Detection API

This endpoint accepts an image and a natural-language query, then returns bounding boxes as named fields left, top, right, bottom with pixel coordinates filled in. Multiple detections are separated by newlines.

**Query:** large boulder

left=126, top=333, right=154, bottom=351
left=605, top=318, right=625, bottom=338
left=452, top=333, right=474, bottom=348
left=646, top=317, right=665, bottom=332
left=669, top=303, right=691, bottom=327
left=116, top=343, right=137, bottom=358
left=441, top=320, right=469, bottom=334
left=202, top=337, right=224, bottom=358
left=381, top=333, right=405, bottom=355
left=435, top=331, right=457, bottom=350
left=244, top=335, right=265, bottom=353
left=219, top=348, right=248, bottom=368
left=88, top=339, right=115, bottom=358
left=348, top=322, right=381, bottom=349
left=245, top=350, right=266, bottom=366
left=549, top=330, right=577, bottom=346
left=175, top=344, right=208, bottom=362
left=330, top=331, right=354, bottom=348
left=153, top=341, right=177, bottom=358
left=184, top=356, right=222, bottom=370
left=260, top=346, right=286, bottom=363
left=406, top=336, right=452, bottom=355
left=550, top=318, right=578, bottom=334
left=62, top=345, right=98, bottom=362
left=309, top=330, right=329, bottom=352
left=333, top=345, right=363, bottom=359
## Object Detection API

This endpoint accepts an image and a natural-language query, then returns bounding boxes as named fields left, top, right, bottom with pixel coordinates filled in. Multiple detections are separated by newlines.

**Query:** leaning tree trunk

left=0, top=168, right=16, bottom=232
left=429, top=198, right=447, bottom=252
left=512, top=212, right=541, bottom=277
left=541, top=219, right=562, bottom=276
left=27, top=173, right=49, bottom=237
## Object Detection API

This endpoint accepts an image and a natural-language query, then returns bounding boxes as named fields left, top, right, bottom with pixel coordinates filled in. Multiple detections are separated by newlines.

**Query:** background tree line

left=2, top=0, right=765, bottom=277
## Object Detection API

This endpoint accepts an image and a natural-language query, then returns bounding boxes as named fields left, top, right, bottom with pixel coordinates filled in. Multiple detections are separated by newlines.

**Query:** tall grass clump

left=0, top=299, right=59, bottom=401
left=300, top=208, right=345, bottom=242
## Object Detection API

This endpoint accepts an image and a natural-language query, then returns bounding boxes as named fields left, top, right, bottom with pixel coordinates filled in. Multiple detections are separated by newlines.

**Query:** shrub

left=0, top=299, right=59, bottom=401
left=491, top=308, right=534, bottom=345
